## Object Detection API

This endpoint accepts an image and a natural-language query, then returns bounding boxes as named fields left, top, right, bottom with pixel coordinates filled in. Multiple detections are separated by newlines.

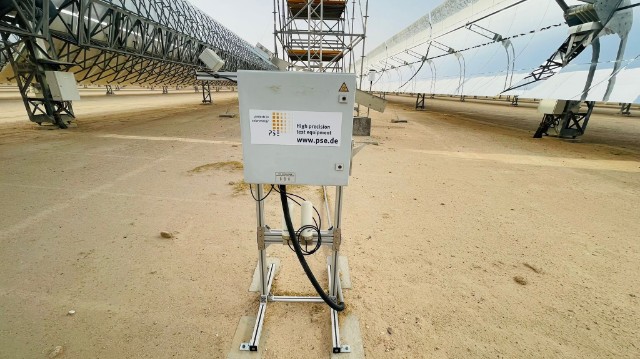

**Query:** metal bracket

left=257, top=226, right=266, bottom=250
left=333, top=228, right=342, bottom=250
left=282, top=235, right=291, bottom=246
left=334, top=345, right=352, bottom=353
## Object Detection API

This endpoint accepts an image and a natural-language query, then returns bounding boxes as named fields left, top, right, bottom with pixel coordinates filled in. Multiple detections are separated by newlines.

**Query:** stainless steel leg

left=241, top=263, right=276, bottom=351
left=240, top=184, right=271, bottom=351
left=330, top=186, right=343, bottom=298
left=255, top=184, right=268, bottom=296
left=328, top=262, right=351, bottom=354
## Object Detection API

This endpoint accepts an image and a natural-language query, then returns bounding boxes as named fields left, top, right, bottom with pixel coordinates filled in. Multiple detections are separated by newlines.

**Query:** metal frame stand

left=415, top=93, right=426, bottom=110
left=162, top=85, right=168, bottom=94
left=105, top=84, right=114, bottom=95
left=0, top=0, right=75, bottom=128
left=534, top=100, right=595, bottom=139
left=201, top=81, right=212, bottom=104
left=240, top=185, right=350, bottom=354
left=619, top=103, right=631, bottom=116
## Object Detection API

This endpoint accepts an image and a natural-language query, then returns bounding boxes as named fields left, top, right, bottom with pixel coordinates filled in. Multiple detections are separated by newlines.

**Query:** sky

left=187, top=0, right=441, bottom=54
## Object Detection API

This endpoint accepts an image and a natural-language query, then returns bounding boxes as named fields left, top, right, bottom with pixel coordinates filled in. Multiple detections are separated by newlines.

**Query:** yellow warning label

left=339, top=82, right=349, bottom=92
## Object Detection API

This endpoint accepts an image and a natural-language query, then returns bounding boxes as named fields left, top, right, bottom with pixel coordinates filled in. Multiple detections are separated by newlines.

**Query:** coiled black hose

left=279, top=185, right=345, bottom=312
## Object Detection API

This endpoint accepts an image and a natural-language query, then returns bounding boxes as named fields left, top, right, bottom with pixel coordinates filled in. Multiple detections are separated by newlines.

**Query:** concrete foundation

left=352, top=116, right=371, bottom=136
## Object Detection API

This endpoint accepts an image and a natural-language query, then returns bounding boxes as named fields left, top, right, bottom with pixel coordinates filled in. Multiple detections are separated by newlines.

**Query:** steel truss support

left=1, top=0, right=75, bottom=128
left=505, top=1, right=624, bottom=93
left=619, top=103, right=631, bottom=116
left=241, top=185, right=350, bottom=354
left=415, top=93, right=426, bottom=110
left=201, top=81, right=211, bottom=104
left=1, top=0, right=276, bottom=127
left=505, top=30, right=598, bottom=92
left=534, top=101, right=595, bottom=139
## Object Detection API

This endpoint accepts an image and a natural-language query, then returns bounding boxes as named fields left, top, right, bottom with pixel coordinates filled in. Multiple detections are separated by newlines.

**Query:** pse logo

left=270, top=112, right=291, bottom=136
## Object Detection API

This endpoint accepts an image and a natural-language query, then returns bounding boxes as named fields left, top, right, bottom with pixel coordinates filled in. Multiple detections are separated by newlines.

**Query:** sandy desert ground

left=0, top=90, right=638, bottom=358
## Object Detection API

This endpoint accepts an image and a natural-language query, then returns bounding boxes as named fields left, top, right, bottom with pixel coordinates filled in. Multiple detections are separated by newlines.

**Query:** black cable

left=398, top=44, right=431, bottom=90
left=250, top=184, right=274, bottom=202
left=249, top=183, right=322, bottom=253
left=279, top=194, right=319, bottom=227
left=279, top=185, right=344, bottom=312
left=279, top=193, right=321, bottom=255
left=272, top=186, right=323, bottom=255
left=285, top=223, right=321, bottom=255
left=212, top=73, right=238, bottom=83
left=272, top=186, right=322, bottom=229
left=296, top=225, right=322, bottom=255
left=618, top=3, right=640, bottom=11
left=272, top=186, right=307, bottom=202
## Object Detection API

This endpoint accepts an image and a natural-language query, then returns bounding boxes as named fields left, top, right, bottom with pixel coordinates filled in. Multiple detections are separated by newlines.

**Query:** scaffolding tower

left=273, top=0, right=368, bottom=73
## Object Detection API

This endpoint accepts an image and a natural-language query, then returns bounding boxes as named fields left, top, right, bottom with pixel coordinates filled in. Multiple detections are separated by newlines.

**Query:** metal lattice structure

left=273, top=0, right=368, bottom=73
left=357, top=0, right=639, bottom=138
left=0, top=0, right=276, bottom=127
left=504, top=0, right=625, bottom=93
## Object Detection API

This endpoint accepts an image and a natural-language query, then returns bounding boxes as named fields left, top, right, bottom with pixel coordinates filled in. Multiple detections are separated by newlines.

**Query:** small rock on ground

left=49, top=346, right=64, bottom=358
left=513, top=276, right=528, bottom=285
